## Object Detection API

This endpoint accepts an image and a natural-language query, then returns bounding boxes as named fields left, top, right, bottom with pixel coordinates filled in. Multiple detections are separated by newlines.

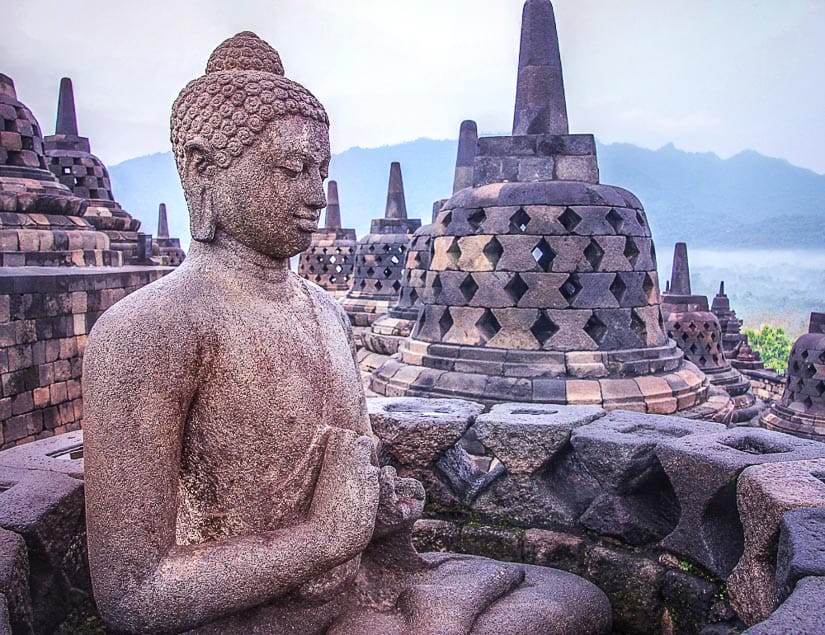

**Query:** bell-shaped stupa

left=152, top=203, right=186, bottom=266
left=711, top=281, right=764, bottom=370
left=760, top=313, right=825, bottom=440
left=371, top=1, right=722, bottom=414
left=661, top=244, right=757, bottom=421
left=341, top=162, right=421, bottom=342
left=297, top=180, right=357, bottom=298
left=0, top=73, right=118, bottom=267
left=44, top=78, right=147, bottom=264
left=360, top=121, right=479, bottom=372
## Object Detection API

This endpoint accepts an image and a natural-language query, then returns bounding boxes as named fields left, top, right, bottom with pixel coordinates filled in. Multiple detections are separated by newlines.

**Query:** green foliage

left=744, top=325, right=793, bottom=374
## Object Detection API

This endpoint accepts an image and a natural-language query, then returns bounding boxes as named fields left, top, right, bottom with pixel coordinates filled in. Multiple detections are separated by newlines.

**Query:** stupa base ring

left=759, top=405, right=825, bottom=442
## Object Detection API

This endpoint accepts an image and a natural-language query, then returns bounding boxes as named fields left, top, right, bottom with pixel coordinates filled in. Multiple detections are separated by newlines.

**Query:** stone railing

left=742, top=368, right=786, bottom=404
left=3, top=401, right=825, bottom=633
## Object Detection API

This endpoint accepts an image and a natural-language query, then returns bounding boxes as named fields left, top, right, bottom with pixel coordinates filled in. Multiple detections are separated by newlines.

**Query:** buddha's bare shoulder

left=87, top=265, right=214, bottom=358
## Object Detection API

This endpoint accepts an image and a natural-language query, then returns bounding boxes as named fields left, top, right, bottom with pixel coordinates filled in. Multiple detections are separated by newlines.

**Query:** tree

left=743, top=325, right=793, bottom=374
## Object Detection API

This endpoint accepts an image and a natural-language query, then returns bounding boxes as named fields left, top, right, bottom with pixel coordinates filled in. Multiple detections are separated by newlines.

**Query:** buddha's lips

left=293, top=212, right=320, bottom=232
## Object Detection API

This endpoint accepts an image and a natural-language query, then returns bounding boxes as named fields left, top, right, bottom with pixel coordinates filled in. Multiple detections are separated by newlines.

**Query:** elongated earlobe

left=190, top=185, right=218, bottom=242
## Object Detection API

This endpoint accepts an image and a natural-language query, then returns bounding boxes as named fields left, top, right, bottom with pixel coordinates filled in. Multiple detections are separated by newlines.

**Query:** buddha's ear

left=182, top=138, right=218, bottom=243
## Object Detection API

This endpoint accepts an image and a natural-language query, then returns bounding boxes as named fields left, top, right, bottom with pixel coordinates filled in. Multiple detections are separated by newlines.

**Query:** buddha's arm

left=83, top=305, right=380, bottom=634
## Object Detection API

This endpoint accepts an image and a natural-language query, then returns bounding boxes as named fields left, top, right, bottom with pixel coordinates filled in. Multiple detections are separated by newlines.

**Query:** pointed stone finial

left=384, top=162, right=407, bottom=220
left=670, top=243, right=691, bottom=295
left=719, top=281, right=725, bottom=296
left=666, top=280, right=671, bottom=294
left=512, top=0, right=569, bottom=136
left=452, top=120, right=478, bottom=194
left=324, top=180, right=342, bottom=230
left=56, top=77, right=79, bottom=136
left=157, top=203, right=170, bottom=238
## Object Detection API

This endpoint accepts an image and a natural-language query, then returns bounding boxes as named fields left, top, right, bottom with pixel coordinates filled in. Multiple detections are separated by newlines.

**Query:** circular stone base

left=340, top=295, right=394, bottom=328
left=371, top=354, right=720, bottom=416
left=760, top=406, right=825, bottom=442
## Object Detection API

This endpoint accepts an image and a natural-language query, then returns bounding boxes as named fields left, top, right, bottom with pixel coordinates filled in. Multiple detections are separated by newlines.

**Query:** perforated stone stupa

left=152, top=203, right=185, bottom=266
left=711, top=281, right=764, bottom=370
left=760, top=312, right=825, bottom=441
left=371, top=1, right=719, bottom=413
left=341, top=162, right=421, bottom=339
left=662, top=243, right=757, bottom=422
left=44, top=78, right=147, bottom=264
left=297, top=180, right=356, bottom=298
left=360, top=121, right=479, bottom=371
left=0, top=73, right=118, bottom=267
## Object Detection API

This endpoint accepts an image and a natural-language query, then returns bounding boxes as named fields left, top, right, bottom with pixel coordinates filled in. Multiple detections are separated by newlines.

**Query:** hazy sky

left=4, top=0, right=825, bottom=173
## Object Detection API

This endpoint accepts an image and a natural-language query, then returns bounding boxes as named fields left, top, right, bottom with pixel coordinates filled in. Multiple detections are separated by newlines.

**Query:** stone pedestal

left=152, top=204, right=185, bottom=266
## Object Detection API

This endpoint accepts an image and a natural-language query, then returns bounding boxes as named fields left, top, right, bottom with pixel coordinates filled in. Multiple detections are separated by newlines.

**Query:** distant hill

left=108, top=139, right=825, bottom=253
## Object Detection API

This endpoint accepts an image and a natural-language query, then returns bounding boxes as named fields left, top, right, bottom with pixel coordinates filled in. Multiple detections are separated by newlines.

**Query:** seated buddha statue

left=82, top=31, right=611, bottom=635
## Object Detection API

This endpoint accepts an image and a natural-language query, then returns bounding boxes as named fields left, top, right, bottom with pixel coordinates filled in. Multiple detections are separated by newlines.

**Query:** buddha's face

left=204, top=114, right=331, bottom=259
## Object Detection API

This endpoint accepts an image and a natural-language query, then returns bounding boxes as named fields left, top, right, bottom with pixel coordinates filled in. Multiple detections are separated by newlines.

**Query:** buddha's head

left=171, top=32, right=330, bottom=259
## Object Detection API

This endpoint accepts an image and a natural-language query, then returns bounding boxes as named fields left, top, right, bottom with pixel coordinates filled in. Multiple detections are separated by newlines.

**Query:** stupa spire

left=55, top=77, right=79, bottom=136
left=512, top=0, right=569, bottom=136
left=670, top=243, right=692, bottom=295
left=452, top=120, right=478, bottom=194
left=157, top=203, right=170, bottom=238
left=324, top=181, right=342, bottom=230
left=384, top=162, right=407, bottom=220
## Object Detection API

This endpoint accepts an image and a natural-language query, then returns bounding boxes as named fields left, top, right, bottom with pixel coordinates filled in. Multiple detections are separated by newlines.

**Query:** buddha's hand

left=309, top=428, right=381, bottom=561
left=373, top=466, right=425, bottom=538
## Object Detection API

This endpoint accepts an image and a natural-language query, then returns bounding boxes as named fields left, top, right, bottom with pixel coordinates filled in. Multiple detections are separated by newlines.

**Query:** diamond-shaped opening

left=409, top=288, right=419, bottom=304
left=439, top=308, right=454, bottom=338
left=314, top=275, right=321, bottom=282
left=610, top=274, right=627, bottom=304
left=441, top=211, right=453, bottom=227
left=446, top=237, right=462, bottom=267
left=459, top=274, right=479, bottom=303
left=532, top=238, right=556, bottom=272
left=375, top=255, right=383, bottom=264
left=468, top=208, right=486, bottom=231
left=558, top=207, right=581, bottom=232
left=803, top=396, right=814, bottom=409
left=392, top=280, right=401, bottom=292
left=531, top=311, right=559, bottom=347
left=712, top=354, right=721, bottom=364
left=699, top=356, right=708, bottom=366
left=329, top=276, right=336, bottom=283
left=681, top=332, right=689, bottom=343
left=643, top=273, right=656, bottom=303
left=631, top=309, right=647, bottom=342
left=689, top=343, right=699, bottom=355
left=505, top=274, right=529, bottom=304
left=816, top=381, right=825, bottom=397
left=636, top=211, right=646, bottom=229
left=688, top=322, right=697, bottom=331
left=359, top=279, right=367, bottom=289
left=335, top=265, right=343, bottom=273
left=560, top=274, right=582, bottom=304
left=366, top=267, right=375, bottom=276
left=413, top=251, right=422, bottom=267
left=391, top=255, right=400, bottom=265
left=606, top=208, right=624, bottom=233
left=483, top=237, right=503, bottom=269
left=476, top=309, right=501, bottom=343
left=624, top=237, right=640, bottom=267
left=510, top=208, right=531, bottom=233
left=329, top=255, right=337, bottom=264
left=584, top=313, right=608, bottom=345
left=368, top=244, right=375, bottom=252
left=383, top=267, right=392, bottom=278
left=383, top=244, right=391, bottom=252
left=584, top=239, right=605, bottom=270
left=431, top=273, right=443, bottom=301
left=375, top=280, right=383, bottom=290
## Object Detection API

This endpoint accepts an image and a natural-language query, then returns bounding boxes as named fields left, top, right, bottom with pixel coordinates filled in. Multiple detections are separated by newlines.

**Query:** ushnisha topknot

left=171, top=31, right=328, bottom=172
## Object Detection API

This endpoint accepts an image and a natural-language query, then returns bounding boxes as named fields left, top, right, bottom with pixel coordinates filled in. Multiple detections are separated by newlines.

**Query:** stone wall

left=744, top=368, right=786, bottom=403
left=369, top=398, right=825, bottom=634
left=0, top=267, right=169, bottom=450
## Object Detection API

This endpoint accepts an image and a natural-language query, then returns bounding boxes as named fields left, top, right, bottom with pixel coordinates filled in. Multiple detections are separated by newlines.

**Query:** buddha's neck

left=188, top=230, right=292, bottom=285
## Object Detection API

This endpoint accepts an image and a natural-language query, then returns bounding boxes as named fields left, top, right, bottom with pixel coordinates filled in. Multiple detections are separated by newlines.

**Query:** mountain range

left=108, top=139, right=825, bottom=254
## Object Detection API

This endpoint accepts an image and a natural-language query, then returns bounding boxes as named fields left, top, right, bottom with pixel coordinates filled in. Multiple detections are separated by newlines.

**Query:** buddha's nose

left=304, top=170, right=326, bottom=209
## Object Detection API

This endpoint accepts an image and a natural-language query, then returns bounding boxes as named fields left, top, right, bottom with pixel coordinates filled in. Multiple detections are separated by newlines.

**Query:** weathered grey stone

left=657, top=428, right=825, bottom=578
left=728, top=459, right=825, bottom=625
left=460, top=525, right=523, bottom=563
left=474, top=403, right=604, bottom=474
left=776, top=507, right=825, bottom=605
left=0, top=467, right=87, bottom=634
left=571, top=411, right=724, bottom=545
left=0, top=528, right=32, bottom=635
left=743, top=577, right=825, bottom=635
left=411, top=519, right=461, bottom=553
left=369, top=397, right=484, bottom=471
left=0, top=429, right=83, bottom=478
left=522, top=528, right=584, bottom=573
